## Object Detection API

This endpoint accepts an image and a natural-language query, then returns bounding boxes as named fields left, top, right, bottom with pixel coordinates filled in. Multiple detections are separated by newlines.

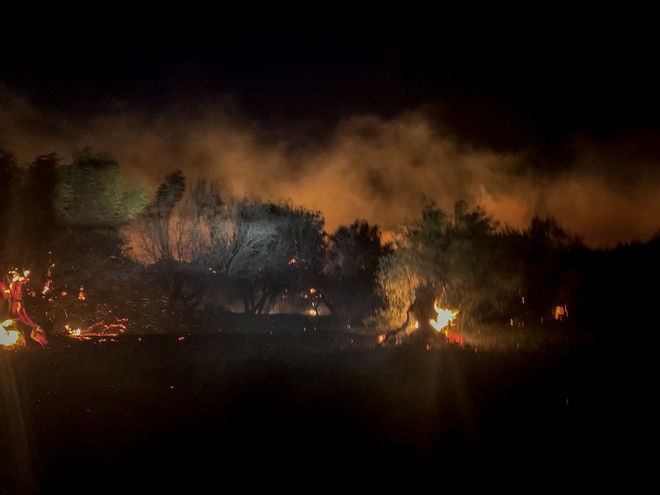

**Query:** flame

left=554, top=305, right=568, bottom=321
left=10, top=269, right=29, bottom=283
left=66, top=324, right=82, bottom=337
left=66, top=319, right=127, bottom=339
left=429, top=301, right=459, bottom=333
left=78, top=285, right=86, bottom=300
left=0, top=319, right=21, bottom=347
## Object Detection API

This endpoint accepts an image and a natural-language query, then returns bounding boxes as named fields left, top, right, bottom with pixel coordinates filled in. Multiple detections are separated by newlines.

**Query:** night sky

left=2, top=19, right=659, bottom=247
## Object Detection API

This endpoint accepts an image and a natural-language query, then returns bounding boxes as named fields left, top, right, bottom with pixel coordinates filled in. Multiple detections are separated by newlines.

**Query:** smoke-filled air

left=3, top=85, right=659, bottom=248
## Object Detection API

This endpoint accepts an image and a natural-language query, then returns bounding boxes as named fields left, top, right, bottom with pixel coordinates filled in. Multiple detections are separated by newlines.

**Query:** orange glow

left=554, top=305, right=568, bottom=321
left=1, top=268, right=49, bottom=348
left=66, top=319, right=127, bottom=339
left=78, top=285, right=86, bottom=300
left=377, top=333, right=386, bottom=344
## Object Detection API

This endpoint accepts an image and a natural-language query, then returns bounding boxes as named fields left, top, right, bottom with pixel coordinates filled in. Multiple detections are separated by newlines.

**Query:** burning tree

left=370, top=200, right=521, bottom=344
left=0, top=269, right=49, bottom=348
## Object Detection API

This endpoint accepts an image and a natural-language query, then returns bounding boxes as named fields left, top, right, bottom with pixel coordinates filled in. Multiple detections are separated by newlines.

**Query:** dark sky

left=2, top=21, right=659, bottom=247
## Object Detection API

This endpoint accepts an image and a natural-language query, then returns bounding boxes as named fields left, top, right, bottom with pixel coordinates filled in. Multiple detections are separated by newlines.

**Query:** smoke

left=1, top=84, right=659, bottom=248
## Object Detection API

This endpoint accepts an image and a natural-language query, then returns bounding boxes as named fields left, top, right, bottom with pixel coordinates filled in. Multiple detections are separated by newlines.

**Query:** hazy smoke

left=2, top=84, right=659, bottom=248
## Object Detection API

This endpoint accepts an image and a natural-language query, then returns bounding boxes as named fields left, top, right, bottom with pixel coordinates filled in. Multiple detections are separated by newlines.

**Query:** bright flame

left=66, top=320, right=127, bottom=339
left=66, top=324, right=82, bottom=337
left=554, top=305, right=568, bottom=321
left=429, top=301, right=459, bottom=333
left=0, top=319, right=20, bottom=347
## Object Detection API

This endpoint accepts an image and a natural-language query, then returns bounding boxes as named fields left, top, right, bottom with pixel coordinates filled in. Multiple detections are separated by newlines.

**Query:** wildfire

left=65, top=324, right=82, bottom=337
left=429, top=301, right=459, bottom=333
left=554, top=304, right=568, bottom=321
left=66, top=319, right=127, bottom=339
left=0, top=319, right=20, bottom=347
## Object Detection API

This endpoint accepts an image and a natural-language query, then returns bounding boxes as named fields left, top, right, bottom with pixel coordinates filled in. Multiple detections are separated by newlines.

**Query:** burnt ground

left=0, top=327, right=652, bottom=493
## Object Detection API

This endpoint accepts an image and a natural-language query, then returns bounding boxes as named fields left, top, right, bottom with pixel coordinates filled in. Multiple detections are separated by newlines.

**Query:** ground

left=0, top=324, right=650, bottom=492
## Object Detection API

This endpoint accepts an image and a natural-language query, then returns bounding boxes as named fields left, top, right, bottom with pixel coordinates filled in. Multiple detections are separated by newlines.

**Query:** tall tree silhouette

left=0, top=149, right=20, bottom=263
left=321, top=220, right=389, bottom=325
left=17, top=152, right=60, bottom=269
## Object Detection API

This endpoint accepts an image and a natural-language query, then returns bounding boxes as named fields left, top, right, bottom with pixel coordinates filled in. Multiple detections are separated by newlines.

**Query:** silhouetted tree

left=209, top=199, right=325, bottom=315
left=135, top=169, right=186, bottom=263
left=0, top=149, right=21, bottom=263
left=16, top=152, right=61, bottom=268
left=320, top=220, right=390, bottom=325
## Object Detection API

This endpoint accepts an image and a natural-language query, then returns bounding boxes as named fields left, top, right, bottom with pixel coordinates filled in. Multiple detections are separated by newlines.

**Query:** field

left=0, top=323, right=647, bottom=492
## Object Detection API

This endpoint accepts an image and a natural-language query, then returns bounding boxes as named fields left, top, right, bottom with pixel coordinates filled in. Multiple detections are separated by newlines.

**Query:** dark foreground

left=0, top=329, right=650, bottom=492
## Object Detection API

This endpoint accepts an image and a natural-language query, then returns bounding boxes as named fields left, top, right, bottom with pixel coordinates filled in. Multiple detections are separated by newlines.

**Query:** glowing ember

left=78, top=285, right=86, bottom=300
left=554, top=305, right=568, bottom=321
left=66, top=324, right=82, bottom=337
left=0, top=319, right=20, bottom=347
left=66, top=319, right=127, bottom=339
left=429, top=301, right=459, bottom=333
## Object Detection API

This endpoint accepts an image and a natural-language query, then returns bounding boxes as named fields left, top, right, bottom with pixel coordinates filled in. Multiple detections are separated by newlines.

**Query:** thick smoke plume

left=2, top=85, right=658, bottom=248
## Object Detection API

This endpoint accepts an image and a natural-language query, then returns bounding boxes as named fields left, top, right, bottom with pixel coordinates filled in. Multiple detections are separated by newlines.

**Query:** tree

left=16, top=153, right=61, bottom=269
left=320, top=220, right=390, bottom=325
left=513, top=215, right=582, bottom=322
left=202, top=198, right=325, bottom=315
left=54, top=148, right=147, bottom=229
left=0, top=149, right=21, bottom=263
left=135, top=169, right=186, bottom=263
left=48, top=149, right=148, bottom=300
left=370, top=200, right=520, bottom=341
